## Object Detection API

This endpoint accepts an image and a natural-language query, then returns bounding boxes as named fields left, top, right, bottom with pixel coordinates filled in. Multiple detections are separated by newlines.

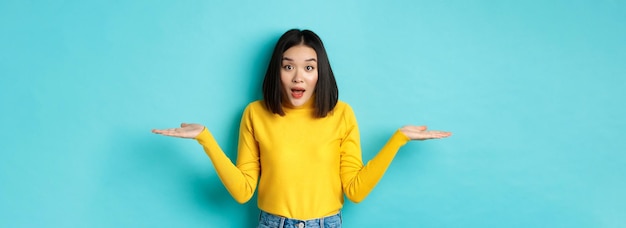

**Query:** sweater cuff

left=390, top=130, right=410, bottom=147
left=194, top=127, right=213, bottom=145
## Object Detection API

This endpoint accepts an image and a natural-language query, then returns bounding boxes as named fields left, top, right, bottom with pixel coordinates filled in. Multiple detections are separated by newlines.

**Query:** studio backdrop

left=1, top=1, right=625, bottom=227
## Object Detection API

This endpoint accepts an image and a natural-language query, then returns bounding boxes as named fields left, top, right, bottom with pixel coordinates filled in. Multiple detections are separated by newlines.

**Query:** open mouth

left=291, top=88, right=305, bottom=99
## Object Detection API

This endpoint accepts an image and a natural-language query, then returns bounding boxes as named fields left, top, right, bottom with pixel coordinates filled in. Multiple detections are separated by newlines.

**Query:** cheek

left=280, top=74, right=290, bottom=88
left=309, top=74, right=319, bottom=87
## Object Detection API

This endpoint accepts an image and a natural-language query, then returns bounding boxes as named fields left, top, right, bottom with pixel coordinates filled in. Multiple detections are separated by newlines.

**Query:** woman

left=152, top=29, right=451, bottom=228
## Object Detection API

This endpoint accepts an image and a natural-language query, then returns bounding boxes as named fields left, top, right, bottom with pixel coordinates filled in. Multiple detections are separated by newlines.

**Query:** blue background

left=1, top=0, right=625, bottom=227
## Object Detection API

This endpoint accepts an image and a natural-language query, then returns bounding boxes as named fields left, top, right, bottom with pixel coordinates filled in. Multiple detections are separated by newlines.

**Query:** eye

left=305, top=66, right=315, bottom=71
left=283, top=65, right=294, bottom=70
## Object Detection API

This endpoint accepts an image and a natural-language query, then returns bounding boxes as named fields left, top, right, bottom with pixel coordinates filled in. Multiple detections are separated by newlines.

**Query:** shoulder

left=245, top=100, right=265, bottom=110
left=333, top=100, right=356, bottom=117
left=333, top=101, right=358, bottom=129
left=243, top=100, right=271, bottom=116
left=334, top=100, right=353, bottom=111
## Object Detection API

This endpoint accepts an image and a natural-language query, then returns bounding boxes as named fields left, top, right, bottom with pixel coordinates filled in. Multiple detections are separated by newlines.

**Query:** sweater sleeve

left=194, top=106, right=260, bottom=204
left=339, top=106, right=410, bottom=203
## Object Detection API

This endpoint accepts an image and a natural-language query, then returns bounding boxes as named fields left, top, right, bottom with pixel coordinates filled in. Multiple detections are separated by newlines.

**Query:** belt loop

left=279, top=217, right=285, bottom=228
left=320, top=216, right=325, bottom=228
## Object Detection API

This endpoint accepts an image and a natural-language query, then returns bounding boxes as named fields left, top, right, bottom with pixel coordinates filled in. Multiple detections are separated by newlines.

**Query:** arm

left=339, top=107, right=451, bottom=203
left=339, top=114, right=409, bottom=203
left=195, top=115, right=260, bottom=203
left=152, top=107, right=260, bottom=204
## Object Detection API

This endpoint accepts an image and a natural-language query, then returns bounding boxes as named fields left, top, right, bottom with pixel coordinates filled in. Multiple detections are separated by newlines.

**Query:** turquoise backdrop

left=1, top=0, right=625, bottom=227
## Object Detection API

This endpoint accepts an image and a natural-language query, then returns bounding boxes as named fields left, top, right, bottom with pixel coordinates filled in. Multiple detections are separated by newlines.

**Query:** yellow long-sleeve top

left=195, top=99, right=409, bottom=220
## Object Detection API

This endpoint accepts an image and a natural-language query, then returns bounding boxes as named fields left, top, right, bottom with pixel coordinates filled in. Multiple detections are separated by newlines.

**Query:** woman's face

left=280, top=45, right=318, bottom=108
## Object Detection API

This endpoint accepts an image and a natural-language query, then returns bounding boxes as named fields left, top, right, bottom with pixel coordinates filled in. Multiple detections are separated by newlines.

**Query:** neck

left=283, top=96, right=315, bottom=111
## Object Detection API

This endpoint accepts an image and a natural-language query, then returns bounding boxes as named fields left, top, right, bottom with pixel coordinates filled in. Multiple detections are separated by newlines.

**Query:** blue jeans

left=257, top=210, right=342, bottom=228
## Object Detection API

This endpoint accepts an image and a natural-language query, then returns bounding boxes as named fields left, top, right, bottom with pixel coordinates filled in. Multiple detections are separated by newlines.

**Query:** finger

left=152, top=129, right=168, bottom=134
left=426, top=131, right=452, bottom=138
left=152, top=128, right=179, bottom=134
left=162, top=132, right=183, bottom=137
left=156, top=131, right=185, bottom=137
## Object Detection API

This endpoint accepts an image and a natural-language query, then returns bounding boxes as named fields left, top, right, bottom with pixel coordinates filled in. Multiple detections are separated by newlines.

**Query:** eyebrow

left=282, top=57, right=317, bottom=62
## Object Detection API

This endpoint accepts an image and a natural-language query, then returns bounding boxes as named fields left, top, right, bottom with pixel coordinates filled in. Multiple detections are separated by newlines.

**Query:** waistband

left=258, top=210, right=342, bottom=228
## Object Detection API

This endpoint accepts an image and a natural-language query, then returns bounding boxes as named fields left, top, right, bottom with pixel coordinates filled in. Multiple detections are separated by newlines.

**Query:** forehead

left=282, top=45, right=317, bottom=60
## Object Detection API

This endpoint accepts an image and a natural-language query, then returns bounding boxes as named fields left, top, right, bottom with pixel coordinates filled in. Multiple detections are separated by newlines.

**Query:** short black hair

left=262, top=29, right=339, bottom=118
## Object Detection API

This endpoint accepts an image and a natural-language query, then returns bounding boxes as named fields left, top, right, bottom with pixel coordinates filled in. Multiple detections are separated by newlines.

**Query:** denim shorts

left=257, top=210, right=342, bottom=228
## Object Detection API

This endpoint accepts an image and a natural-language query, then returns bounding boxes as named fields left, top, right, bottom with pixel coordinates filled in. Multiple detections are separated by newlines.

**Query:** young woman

left=152, top=29, right=451, bottom=228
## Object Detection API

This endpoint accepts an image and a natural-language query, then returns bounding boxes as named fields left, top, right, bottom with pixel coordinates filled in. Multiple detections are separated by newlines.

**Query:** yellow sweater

left=195, top=99, right=409, bottom=220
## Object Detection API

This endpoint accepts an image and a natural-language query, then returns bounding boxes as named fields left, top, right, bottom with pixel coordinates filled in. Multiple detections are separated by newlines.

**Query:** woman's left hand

left=399, top=125, right=452, bottom=141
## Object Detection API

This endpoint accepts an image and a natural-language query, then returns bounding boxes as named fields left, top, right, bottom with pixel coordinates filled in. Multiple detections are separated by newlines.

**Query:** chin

left=290, top=100, right=304, bottom=107
left=288, top=97, right=309, bottom=107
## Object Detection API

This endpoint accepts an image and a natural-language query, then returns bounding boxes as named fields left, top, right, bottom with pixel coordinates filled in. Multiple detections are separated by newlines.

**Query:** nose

left=292, top=69, right=304, bottom=83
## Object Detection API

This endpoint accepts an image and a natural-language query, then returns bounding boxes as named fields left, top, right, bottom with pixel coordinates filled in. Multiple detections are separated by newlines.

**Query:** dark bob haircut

left=262, top=29, right=339, bottom=118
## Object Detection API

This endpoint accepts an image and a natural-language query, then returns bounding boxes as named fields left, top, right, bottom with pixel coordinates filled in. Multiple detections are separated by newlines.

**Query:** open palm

left=152, top=123, right=204, bottom=139
left=400, top=125, right=452, bottom=140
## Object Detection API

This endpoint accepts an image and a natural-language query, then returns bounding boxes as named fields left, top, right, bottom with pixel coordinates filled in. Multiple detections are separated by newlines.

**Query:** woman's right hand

left=152, top=123, right=205, bottom=139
